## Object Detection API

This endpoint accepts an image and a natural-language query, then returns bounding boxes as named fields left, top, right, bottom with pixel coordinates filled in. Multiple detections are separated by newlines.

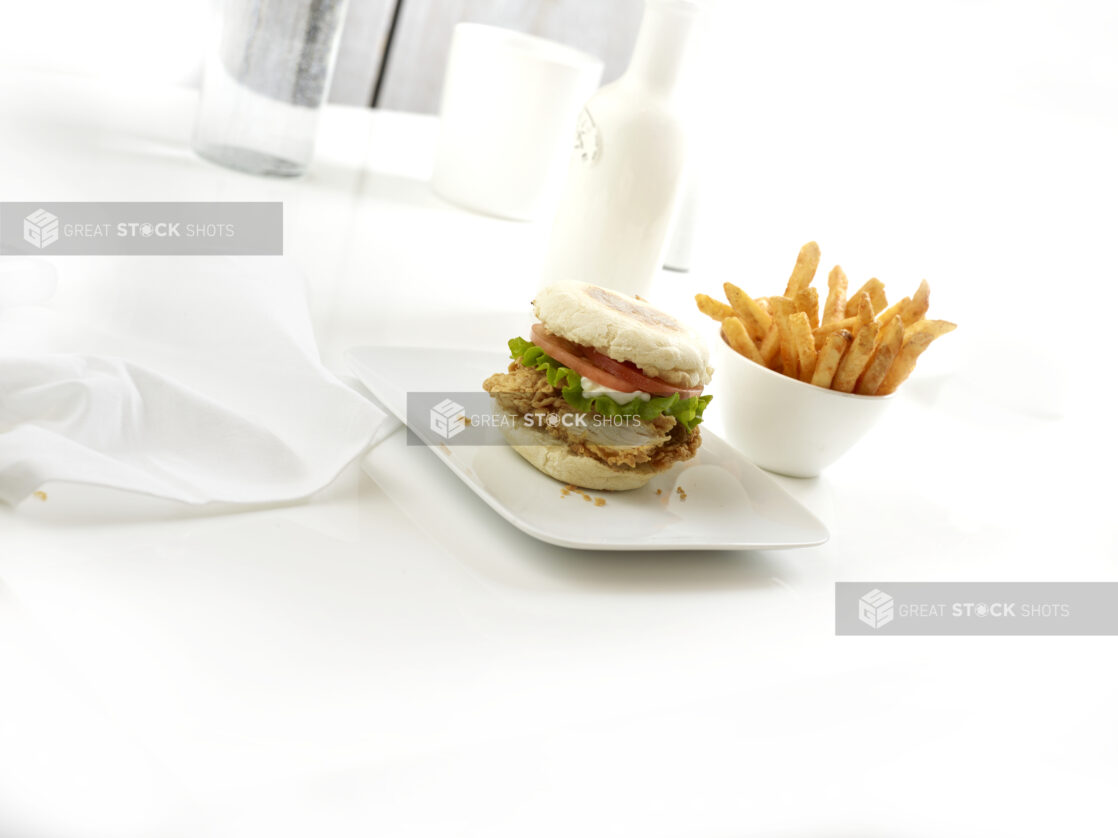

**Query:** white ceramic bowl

left=711, top=336, right=893, bottom=478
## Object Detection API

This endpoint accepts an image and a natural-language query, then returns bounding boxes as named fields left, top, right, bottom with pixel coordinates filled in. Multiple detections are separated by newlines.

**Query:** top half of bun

left=532, top=281, right=713, bottom=389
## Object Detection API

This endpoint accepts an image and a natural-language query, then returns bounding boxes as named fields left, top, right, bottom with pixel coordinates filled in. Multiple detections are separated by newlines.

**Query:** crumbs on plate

left=676, top=486, right=687, bottom=502
left=562, top=484, right=607, bottom=506
left=33, top=490, right=48, bottom=502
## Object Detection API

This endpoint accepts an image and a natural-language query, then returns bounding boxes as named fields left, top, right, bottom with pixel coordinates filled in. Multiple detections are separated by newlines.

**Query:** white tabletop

left=1, top=69, right=1116, bottom=838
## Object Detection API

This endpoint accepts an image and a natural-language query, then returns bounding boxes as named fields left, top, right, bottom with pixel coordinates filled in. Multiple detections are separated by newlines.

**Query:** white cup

left=431, top=23, right=603, bottom=221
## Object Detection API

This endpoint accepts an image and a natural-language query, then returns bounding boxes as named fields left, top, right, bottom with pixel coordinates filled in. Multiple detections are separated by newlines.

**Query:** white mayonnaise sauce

left=580, top=376, right=652, bottom=404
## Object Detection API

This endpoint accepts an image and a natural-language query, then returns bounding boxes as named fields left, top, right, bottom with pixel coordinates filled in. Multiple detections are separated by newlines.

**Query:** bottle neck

left=623, top=0, right=701, bottom=99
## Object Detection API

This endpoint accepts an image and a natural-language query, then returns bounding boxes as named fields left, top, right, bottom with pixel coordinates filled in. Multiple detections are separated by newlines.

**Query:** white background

left=1, top=1, right=1117, bottom=837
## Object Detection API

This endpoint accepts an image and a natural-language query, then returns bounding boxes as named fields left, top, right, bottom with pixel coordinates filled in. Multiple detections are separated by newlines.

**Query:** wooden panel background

left=327, top=0, right=397, bottom=105
left=328, top=0, right=644, bottom=111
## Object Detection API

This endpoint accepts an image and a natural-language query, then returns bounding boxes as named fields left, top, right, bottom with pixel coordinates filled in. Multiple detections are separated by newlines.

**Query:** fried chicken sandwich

left=483, top=281, right=713, bottom=490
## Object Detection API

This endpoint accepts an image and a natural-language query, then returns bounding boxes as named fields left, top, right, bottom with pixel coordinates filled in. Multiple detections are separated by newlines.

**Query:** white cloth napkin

left=0, top=256, right=386, bottom=506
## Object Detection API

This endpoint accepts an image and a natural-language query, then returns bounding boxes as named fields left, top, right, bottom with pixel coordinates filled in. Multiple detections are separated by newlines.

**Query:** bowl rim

left=716, top=333, right=896, bottom=402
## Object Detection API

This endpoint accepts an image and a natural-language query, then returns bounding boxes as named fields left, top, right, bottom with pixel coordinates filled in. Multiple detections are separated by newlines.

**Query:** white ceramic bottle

left=542, top=0, right=702, bottom=296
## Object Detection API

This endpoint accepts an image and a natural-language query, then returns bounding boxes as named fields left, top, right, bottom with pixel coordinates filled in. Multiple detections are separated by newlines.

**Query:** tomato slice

left=530, top=324, right=639, bottom=392
left=529, top=324, right=702, bottom=399
left=583, top=347, right=703, bottom=399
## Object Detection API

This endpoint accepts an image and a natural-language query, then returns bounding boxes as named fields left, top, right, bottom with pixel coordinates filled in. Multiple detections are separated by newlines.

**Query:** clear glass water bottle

left=193, top=0, right=350, bottom=178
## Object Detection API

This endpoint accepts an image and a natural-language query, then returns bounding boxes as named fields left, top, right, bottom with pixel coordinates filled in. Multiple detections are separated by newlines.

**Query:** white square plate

left=347, top=346, right=828, bottom=551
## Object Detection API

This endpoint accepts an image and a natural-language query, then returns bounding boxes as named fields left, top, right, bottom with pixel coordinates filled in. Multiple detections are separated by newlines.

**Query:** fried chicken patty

left=482, top=361, right=701, bottom=471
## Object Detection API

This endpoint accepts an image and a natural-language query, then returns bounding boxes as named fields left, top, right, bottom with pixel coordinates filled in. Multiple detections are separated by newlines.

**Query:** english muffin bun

left=533, top=281, right=713, bottom=389
left=498, top=414, right=658, bottom=491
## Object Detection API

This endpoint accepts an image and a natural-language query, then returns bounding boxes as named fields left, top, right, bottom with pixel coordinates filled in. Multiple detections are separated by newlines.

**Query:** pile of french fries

left=696, top=242, right=956, bottom=396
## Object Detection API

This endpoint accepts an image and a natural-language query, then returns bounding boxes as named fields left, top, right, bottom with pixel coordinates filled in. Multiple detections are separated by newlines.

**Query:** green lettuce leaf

left=507, top=337, right=711, bottom=432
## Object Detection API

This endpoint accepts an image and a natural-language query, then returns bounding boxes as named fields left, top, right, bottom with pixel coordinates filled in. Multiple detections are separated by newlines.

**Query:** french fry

left=855, top=315, right=904, bottom=395
left=811, top=329, right=853, bottom=389
left=784, top=241, right=821, bottom=298
left=722, top=316, right=765, bottom=365
left=875, top=295, right=910, bottom=326
left=756, top=298, right=772, bottom=316
left=759, top=322, right=782, bottom=368
left=849, top=278, right=887, bottom=314
left=832, top=320, right=879, bottom=392
left=695, top=293, right=734, bottom=322
left=901, top=279, right=930, bottom=325
left=854, top=292, right=874, bottom=325
left=903, top=318, right=957, bottom=343
left=769, top=296, right=799, bottom=380
left=876, top=328, right=944, bottom=395
left=822, top=265, right=848, bottom=326
left=814, top=292, right=869, bottom=349
left=814, top=314, right=859, bottom=348
left=789, top=311, right=817, bottom=382
left=724, top=282, right=772, bottom=343
left=793, top=287, right=820, bottom=330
